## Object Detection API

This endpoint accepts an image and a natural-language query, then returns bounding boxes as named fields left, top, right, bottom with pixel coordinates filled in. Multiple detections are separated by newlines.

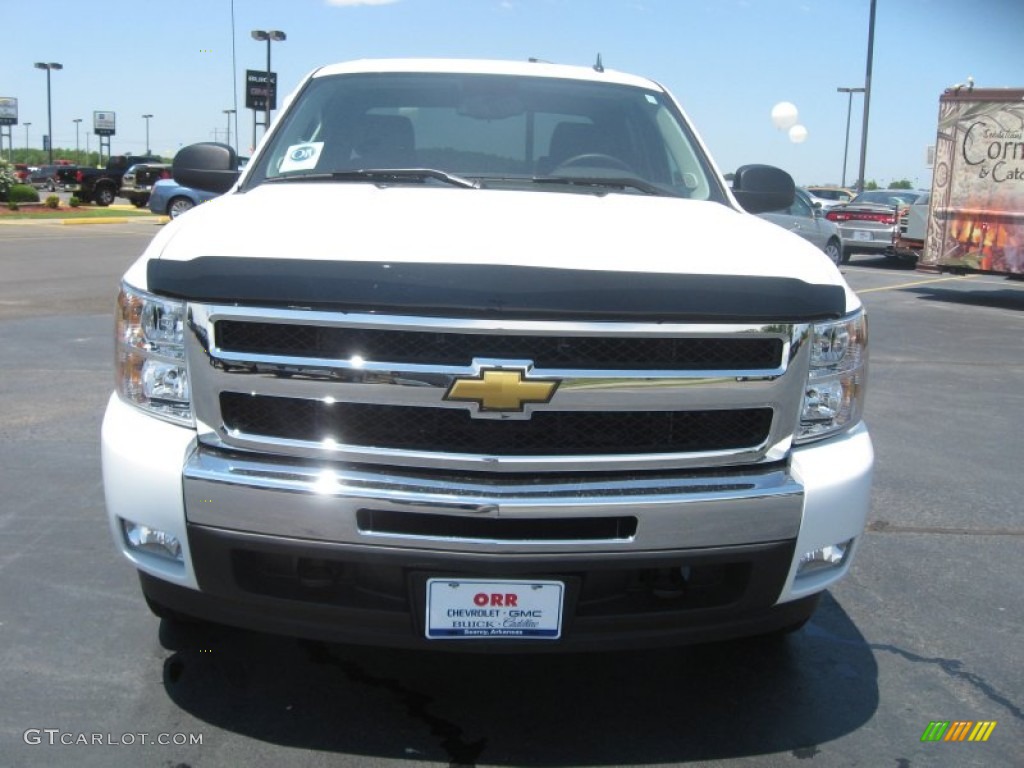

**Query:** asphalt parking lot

left=0, top=222, right=1020, bottom=768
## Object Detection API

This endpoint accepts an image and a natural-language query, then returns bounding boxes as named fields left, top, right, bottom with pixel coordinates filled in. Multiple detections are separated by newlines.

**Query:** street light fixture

left=223, top=108, right=236, bottom=150
left=34, top=62, right=63, bottom=164
left=837, top=87, right=865, bottom=189
left=250, top=30, right=286, bottom=136
left=142, top=114, right=154, bottom=155
left=73, top=118, right=82, bottom=165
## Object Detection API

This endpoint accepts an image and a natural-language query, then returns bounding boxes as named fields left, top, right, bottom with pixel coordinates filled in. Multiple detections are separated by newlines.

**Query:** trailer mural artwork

left=923, top=88, right=1024, bottom=276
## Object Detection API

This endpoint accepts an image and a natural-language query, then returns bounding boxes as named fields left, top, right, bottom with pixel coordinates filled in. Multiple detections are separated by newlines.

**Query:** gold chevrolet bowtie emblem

left=445, top=369, right=558, bottom=412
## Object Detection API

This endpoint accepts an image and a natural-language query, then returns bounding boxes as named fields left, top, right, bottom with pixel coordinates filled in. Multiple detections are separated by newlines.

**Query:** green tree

left=864, top=180, right=879, bottom=190
left=888, top=179, right=913, bottom=189
left=4, top=147, right=166, bottom=168
left=0, top=163, right=17, bottom=201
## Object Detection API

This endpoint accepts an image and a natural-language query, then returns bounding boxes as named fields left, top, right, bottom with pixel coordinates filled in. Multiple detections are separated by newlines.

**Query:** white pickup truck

left=103, top=58, right=872, bottom=651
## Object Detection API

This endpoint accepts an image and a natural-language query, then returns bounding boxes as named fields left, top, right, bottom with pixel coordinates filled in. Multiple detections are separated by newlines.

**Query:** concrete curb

left=61, top=217, right=136, bottom=226
left=0, top=215, right=163, bottom=227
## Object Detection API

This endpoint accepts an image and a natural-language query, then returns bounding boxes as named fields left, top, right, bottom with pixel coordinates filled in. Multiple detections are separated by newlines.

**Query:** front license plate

left=852, top=229, right=873, bottom=241
left=426, top=579, right=564, bottom=640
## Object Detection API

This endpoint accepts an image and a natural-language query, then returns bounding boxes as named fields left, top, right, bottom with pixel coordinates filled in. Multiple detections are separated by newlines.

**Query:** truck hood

left=144, top=183, right=837, bottom=274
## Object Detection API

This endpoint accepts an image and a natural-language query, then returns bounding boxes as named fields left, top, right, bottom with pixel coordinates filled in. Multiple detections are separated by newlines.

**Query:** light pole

left=837, top=87, right=865, bottom=189
left=250, top=30, right=286, bottom=137
left=142, top=114, right=153, bottom=155
left=24, top=122, right=31, bottom=150
left=855, top=0, right=877, bottom=195
left=34, top=62, right=63, bottom=164
left=73, top=118, right=82, bottom=164
left=223, top=108, right=236, bottom=150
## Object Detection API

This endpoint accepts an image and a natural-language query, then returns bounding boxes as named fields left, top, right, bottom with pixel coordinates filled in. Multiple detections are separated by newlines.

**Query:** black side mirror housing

left=173, top=142, right=240, bottom=194
left=731, top=164, right=795, bottom=214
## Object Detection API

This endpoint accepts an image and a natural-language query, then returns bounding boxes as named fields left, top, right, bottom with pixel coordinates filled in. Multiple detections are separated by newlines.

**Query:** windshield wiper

left=532, top=175, right=675, bottom=196
left=264, top=168, right=479, bottom=189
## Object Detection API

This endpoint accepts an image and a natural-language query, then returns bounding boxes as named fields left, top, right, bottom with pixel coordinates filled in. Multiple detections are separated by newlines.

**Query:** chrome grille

left=187, top=305, right=810, bottom=473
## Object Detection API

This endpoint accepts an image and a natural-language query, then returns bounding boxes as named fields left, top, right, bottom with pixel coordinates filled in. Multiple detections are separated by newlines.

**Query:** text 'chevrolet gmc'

left=102, top=59, right=872, bottom=651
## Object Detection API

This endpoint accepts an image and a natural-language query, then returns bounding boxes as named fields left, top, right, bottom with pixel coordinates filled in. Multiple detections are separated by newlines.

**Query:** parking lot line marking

left=857, top=275, right=975, bottom=294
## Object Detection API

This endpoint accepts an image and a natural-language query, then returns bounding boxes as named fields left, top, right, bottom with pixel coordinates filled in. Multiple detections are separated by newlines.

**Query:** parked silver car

left=759, top=188, right=844, bottom=265
left=826, top=189, right=926, bottom=262
left=806, top=186, right=854, bottom=205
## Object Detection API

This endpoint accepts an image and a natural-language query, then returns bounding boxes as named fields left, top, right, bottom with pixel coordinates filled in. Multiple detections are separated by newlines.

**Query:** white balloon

left=789, top=124, right=808, bottom=143
left=771, top=102, right=799, bottom=130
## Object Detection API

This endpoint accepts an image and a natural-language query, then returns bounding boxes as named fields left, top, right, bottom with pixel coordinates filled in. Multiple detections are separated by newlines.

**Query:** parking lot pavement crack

left=805, top=626, right=1023, bottom=721
left=866, top=520, right=1024, bottom=536
left=869, top=644, right=1024, bottom=721
left=303, top=642, right=487, bottom=767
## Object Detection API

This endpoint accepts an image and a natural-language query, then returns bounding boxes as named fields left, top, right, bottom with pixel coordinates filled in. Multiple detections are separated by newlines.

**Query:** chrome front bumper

left=183, top=447, right=804, bottom=555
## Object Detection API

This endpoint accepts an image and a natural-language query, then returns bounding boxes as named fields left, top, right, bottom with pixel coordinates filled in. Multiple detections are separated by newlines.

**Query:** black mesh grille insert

left=216, top=321, right=784, bottom=371
left=220, top=393, right=773, bottom=455
left=356, top=509, right=638, bottom=541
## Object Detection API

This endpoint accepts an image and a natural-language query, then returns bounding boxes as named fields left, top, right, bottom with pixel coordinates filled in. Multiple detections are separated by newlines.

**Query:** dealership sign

left=94, top=111, right=116, bottom=136
left=0, top=97, right=17, bottom=126
left=245, top=69, right=277, bottom=111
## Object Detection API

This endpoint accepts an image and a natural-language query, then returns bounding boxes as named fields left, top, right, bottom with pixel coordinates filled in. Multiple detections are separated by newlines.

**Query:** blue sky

left=3, top=0, right=1021, bottom=187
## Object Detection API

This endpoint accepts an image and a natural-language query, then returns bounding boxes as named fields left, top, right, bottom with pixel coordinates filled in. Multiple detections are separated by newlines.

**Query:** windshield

left=245, top=71, right=722, bottom=200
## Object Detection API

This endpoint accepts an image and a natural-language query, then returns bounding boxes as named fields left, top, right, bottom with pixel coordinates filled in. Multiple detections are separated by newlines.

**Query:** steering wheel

left=553, top=153, right=634, bottom=173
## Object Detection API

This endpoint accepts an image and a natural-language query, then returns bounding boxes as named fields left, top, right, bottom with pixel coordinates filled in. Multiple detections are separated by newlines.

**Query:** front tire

left=167, top=196, right=194, bottom=218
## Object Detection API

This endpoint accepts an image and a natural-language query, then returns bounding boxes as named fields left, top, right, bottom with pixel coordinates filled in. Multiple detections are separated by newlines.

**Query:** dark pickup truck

left=58, top=154, right=163, bottom=206
left=120, top=162, right=171, bottom=207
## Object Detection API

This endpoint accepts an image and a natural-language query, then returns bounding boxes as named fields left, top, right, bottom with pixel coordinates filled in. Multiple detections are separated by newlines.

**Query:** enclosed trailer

left=919, top=87, right=1024, bottom=277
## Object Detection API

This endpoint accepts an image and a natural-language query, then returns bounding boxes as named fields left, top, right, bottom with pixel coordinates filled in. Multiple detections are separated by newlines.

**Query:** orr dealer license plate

left=426, top=579, right=564, bottom=640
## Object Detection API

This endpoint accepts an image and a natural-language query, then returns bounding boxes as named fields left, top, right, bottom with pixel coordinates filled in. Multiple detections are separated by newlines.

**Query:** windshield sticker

left=279, top=142, right=324, bottom=173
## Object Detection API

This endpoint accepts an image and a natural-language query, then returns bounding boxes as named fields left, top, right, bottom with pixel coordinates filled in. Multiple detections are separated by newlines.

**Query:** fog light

left=796, top=538, right=853, bottom=578
left=122, top=519, right=183, bottom=562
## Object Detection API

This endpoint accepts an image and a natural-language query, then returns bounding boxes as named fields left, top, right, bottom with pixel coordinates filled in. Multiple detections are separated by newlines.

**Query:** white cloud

left=325, top=0, right=399, bottom=6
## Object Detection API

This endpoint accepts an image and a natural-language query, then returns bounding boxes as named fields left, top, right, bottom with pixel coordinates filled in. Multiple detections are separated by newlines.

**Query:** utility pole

left=855, top=0, right=877, bottom=195
left=73, top=118, right=82, bottom=165
left=223, top=109, right=236, bottom=148
left=34, top=62, right=63, bottom=164
left=837, top=87, right=865, bottom=188
left=142, top=114, right=153, bottom=155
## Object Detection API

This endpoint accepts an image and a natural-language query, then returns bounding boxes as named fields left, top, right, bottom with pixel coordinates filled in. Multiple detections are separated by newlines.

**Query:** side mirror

left=173, top=142, right=240, bottom=194
left=731, top=164, right=795, bottom=214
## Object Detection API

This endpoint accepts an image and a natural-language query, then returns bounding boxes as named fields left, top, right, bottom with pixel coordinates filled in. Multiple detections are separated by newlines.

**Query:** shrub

left=7, top=184, right=39, bottom=204
left=45, top=195, right=60, bottom=209
left=7, top=202, right=19, bottom=211
left=0, top=163, right=16, bottom=201
left=69, top=196, right=81, bottom=207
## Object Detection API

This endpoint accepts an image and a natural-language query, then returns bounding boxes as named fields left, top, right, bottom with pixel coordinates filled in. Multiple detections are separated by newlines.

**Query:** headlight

left=115, top=283, right=193, bottom=425
left=796, top=309, right=867, bottom=443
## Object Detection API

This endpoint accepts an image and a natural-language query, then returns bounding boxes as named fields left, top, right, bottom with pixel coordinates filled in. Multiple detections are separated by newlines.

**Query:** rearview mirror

left=173, top=142, right=240, bottom=194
